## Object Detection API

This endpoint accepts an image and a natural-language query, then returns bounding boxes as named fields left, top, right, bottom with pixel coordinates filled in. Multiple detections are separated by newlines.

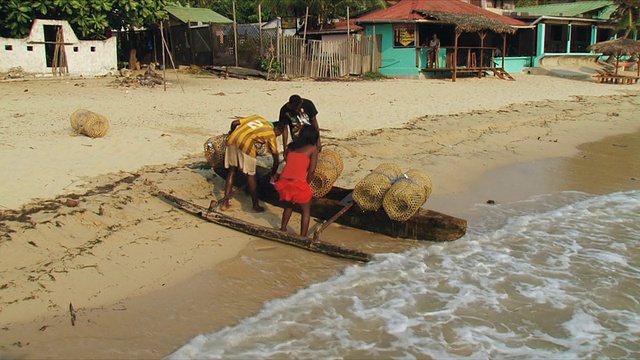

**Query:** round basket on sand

left=70, top=109, right=109, bottom=138
left=204, top=134, right=229, bottom=168
left=382, top=169, right=433, bottom=222
left=309, top=148, right=343, bottom=198
left=353, top=163, right=402, bottom=211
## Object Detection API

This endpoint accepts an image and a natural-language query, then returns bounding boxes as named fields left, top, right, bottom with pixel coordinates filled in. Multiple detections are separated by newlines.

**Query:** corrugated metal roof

left=166, top=5, right=232, bottom=24
left=515, top=1, right=614, bottom=19
left=356, top=0, right=528, bottom=27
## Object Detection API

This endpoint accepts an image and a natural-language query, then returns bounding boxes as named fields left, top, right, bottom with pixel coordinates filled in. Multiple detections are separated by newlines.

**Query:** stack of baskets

left=309, top=148, right=343, bottom=198
left=353, top=164, right=433, bottom=222
left=382, top=169, right=432, bottom=222
left=70, top=109, right=109, bottom=138
left=352, top=163, right=402, bottom=211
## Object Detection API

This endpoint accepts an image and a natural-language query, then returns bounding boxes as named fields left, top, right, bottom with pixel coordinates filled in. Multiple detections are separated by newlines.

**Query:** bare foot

left=252, top=205, right=265, bottom=213
left=220, top=203, right=231, bottom=211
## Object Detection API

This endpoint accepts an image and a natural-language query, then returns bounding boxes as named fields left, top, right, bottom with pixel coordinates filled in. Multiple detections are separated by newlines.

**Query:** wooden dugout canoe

left=158, top=191, right=372, bottom=262
left=214, top=167, right=467, bottom=242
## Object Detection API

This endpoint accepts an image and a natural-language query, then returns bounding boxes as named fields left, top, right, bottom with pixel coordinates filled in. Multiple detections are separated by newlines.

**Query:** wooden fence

left=278, top=35, right=382, bottom=79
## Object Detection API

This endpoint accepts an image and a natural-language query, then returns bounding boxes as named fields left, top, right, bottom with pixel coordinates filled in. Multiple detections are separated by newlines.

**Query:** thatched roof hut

left=413, top=10, right=517, bottom=34
left=588, top=38, right=640, bottom=56
left=589, top=38, right=640, bottom=76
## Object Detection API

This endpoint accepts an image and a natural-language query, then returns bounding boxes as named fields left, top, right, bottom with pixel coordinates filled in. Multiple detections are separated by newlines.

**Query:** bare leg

left=221, top=166, right=236, bottom=211
left=281, top=203, right=293, bottom=232
left=300, top=201, right=311, bottom=237
left=247, top=174, right=264, bottom=213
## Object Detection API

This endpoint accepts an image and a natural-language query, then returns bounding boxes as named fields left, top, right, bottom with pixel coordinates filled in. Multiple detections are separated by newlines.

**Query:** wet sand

left=0, top=74, right=639, bottom=358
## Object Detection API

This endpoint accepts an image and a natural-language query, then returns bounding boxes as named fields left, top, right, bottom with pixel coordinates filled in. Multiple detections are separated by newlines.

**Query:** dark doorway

left=44, top=25, right=62, bottom=67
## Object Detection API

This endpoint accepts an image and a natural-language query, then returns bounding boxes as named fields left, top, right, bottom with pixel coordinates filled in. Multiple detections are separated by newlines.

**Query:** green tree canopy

left=259, top=0, right=387, bottom=30
left=611, top=0, right=640, bottom=38
left=0, top=0, right=167, bottom=39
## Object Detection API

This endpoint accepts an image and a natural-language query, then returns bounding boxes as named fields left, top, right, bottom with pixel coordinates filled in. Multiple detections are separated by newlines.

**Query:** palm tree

left=610, top=0, right=640, bottom=38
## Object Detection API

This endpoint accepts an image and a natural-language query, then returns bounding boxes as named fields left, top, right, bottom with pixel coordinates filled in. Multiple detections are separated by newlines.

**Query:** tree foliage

left=0, top=0, right=388, bottom=40
left=0, top=0, right=167, bottom=39
left=259, top=0, right=387, bottom=29
left=611, top=0, right=640, bottom=38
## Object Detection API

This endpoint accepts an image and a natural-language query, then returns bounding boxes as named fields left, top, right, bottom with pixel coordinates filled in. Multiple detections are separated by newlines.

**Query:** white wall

left=0, top=19, right=117, bottom=77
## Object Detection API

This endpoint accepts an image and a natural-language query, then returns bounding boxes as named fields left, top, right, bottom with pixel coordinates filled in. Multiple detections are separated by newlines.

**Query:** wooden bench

left=593, top=69, right=639, bottom=85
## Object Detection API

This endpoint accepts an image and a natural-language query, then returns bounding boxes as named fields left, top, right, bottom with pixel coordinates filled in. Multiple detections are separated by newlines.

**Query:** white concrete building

left=0, top=19, right=117, bottom=77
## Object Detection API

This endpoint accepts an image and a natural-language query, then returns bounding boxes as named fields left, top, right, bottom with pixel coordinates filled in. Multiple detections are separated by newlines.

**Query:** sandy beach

left=0, top=71, right=639, bottom=358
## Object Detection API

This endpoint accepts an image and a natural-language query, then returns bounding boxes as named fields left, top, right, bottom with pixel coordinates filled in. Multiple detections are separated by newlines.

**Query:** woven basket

left=353, top=163, right=402, bottom=211
left=204, top=134, right=229, bottom=168
left=309, top=148, right=343, bottom=198
left=382, top=169, right=432, bottom=222
left=70, top=109, right=109, bottom=138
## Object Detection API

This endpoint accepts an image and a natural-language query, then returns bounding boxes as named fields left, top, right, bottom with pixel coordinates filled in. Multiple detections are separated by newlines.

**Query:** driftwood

left=203, top=66, right=268, bottom=80
left=158, top=191, right=372, bottom=262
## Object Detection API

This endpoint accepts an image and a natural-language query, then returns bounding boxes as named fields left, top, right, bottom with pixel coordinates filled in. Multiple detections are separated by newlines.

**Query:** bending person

left=219, top=115, right=285, bottom=213
left=278, top=95, right=321, bottom=152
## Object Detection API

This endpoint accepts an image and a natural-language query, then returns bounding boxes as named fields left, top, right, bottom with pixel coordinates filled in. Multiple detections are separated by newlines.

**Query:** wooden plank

left=158, top=191, right=372, bottom=263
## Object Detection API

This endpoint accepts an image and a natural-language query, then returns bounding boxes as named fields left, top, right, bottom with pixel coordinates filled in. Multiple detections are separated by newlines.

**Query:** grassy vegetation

left=363, top=71, right=390, bottom=81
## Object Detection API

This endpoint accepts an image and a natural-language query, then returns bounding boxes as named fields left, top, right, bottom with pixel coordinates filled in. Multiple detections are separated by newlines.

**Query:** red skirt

left=275, top=179, right=313, bottom=204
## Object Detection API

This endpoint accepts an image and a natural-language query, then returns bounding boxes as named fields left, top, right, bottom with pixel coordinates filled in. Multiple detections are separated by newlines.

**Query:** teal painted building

left=354, top=0, right=529, bottom=79
left=352, top=0, right=621, bottom=77
left=510, top=1, right=618, bottom=66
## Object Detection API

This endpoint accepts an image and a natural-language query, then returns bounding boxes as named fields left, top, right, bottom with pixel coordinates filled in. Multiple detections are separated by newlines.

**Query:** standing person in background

left=428, top=34, right=441, bottom=68
left=217, top=115, right=285, bottom=213
left=278, top=95, right=322, bottom=153
left=274, top=125, right=319, bottom=237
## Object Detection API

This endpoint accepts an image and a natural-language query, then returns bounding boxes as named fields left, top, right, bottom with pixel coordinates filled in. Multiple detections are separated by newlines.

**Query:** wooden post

left=233, top=1, right=238, bottom=67
left=479, top=31, right=486, bottom=69
left=303, top=7, right=309, bottom=41
left=502, top=34, right=507, bottom=70
left=276, top=19, right=281, bottom=64
left=160, top=21, right=166, bottom=91
left=372, top=25, right=377, bottom=72
left=159, top=22, right=185, bottom=93
left=259, top=3, right=263, bottom=59
left=347, top=6, right=350, bottom=76
left=453, top=31, right=459, bottom=82
left=302, top=7, right=309, bottom=75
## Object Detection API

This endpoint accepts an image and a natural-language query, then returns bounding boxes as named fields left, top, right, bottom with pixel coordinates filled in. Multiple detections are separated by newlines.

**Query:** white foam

left=168, top=190, right=640, bottom=359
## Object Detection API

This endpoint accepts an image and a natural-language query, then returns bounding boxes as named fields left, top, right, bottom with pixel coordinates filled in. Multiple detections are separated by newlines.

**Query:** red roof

left=357, top=0, right=527, bottom=27
left=305, top=19, right=363, bottom=35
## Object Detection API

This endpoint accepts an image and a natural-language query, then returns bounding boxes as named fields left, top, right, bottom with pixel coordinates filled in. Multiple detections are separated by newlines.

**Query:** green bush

left=260, top=57, right=283, bottom=75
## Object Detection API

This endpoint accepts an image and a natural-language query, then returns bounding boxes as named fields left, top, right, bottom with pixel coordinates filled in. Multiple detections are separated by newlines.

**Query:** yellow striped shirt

left=227, top=115, right=278, bottom=157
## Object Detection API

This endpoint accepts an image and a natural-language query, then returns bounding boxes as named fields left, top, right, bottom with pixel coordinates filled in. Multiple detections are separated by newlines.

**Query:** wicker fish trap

left=254, top=142, right=267, bottom=156
left=309, top=148, right=343, bottom=198
left=382, top=169, right=433, bottom=222
left=70, top=109, right=109, bottom=138
left=204, top=134, right=229, bottom=168
left=353, top=163, right=402, bottom=211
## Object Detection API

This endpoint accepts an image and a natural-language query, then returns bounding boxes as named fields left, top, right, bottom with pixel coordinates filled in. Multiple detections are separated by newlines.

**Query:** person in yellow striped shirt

left=222, top=115, right=286, bottom=212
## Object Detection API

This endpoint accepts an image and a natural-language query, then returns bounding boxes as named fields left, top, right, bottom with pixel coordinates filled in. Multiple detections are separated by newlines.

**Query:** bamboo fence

left=278, top=34, right=381, bottom=79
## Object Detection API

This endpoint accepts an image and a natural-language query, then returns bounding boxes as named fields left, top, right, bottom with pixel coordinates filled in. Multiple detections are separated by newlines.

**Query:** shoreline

left=2, top=128, right=638, bottom=359
left=0, top=74, right=639, bottom=358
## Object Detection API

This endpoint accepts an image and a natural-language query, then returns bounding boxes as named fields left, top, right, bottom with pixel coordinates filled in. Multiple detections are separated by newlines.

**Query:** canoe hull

left=214, top=167, right=467, bottom=242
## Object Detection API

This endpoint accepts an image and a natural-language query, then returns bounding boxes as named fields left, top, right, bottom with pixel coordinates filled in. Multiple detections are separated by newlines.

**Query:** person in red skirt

left=274, top=125, right=319, bottom=237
